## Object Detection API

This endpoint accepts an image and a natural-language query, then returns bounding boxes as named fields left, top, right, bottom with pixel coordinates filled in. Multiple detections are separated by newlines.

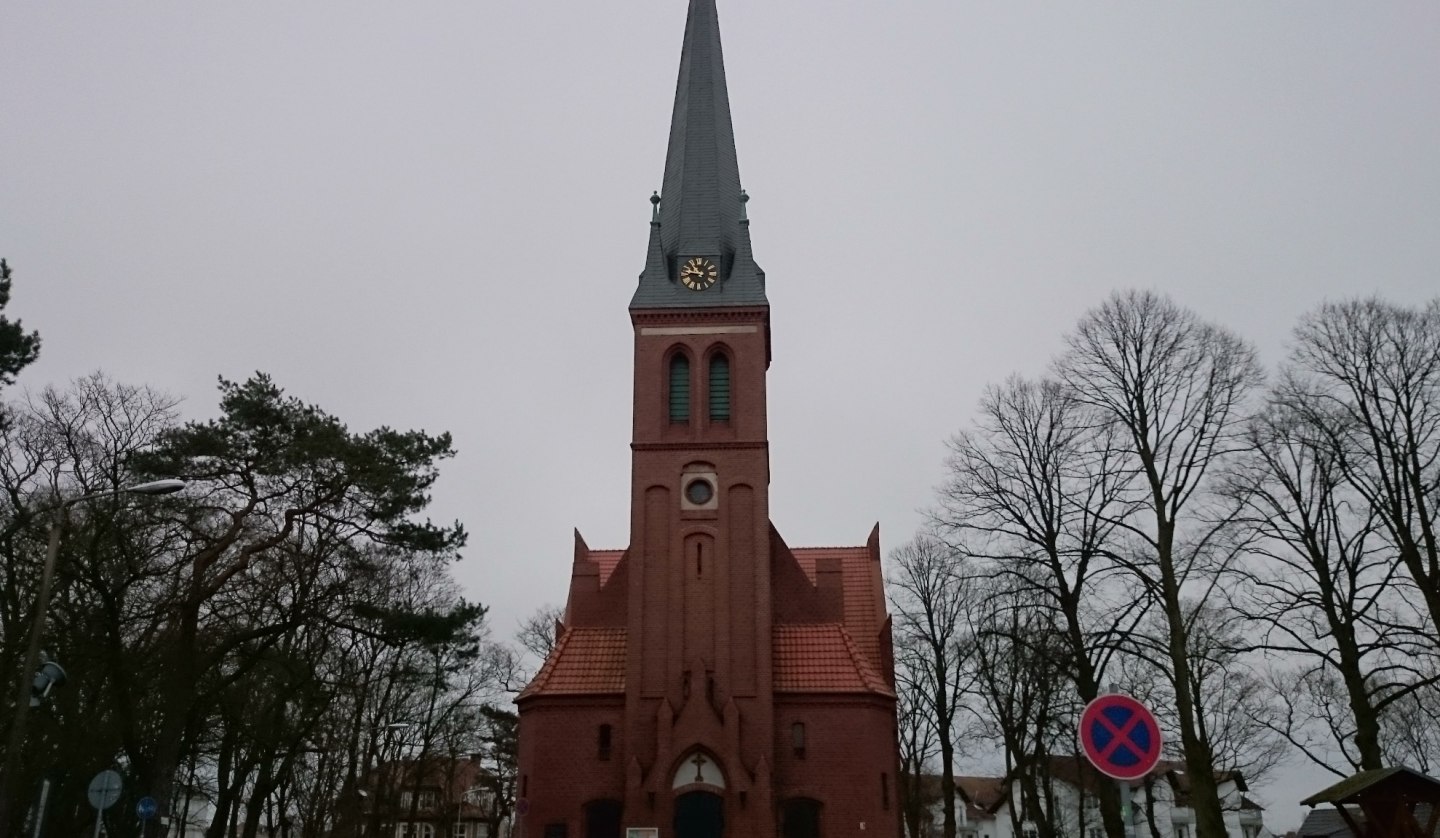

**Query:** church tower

left=516, top=3, right=899, bottom=837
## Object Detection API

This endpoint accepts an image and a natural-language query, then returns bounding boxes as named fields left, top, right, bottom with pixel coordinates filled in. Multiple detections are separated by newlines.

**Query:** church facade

left=514, top=3, right=900, bottom=837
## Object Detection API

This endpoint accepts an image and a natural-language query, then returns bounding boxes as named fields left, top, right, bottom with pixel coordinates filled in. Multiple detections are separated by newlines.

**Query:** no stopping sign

left=1078, top=694, right=1163, bottom=781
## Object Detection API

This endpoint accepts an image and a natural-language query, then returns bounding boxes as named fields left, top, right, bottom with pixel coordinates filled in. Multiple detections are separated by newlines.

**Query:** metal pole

left=31, top=777, right=50, bottom=838
left=0, top=510, right=66, bottom=831
left=0, top=481, right=183, bottom=831
left=92, top=809, right=103, bottom=838
left=1117, top=781, right=1136, bottom=838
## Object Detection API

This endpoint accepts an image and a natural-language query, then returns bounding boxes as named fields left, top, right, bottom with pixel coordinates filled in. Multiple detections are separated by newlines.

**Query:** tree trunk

left=935, top=657, right=957, bottom=838
left=1158, top=523, right=1227, bottom=838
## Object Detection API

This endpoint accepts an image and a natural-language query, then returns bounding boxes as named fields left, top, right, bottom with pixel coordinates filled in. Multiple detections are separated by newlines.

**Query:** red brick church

left=514, top=2, right=901, bottom=837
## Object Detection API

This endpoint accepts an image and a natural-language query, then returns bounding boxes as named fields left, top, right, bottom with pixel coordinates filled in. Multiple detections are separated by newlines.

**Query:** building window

left=780, top=798, right=821, bottom=838
left=598, top=723, right=613, bottom=761
left=791, top=722, right=806, bottom=758
left=400, top=793, right=414, bottom=810
left=417, top=826, right=435, bottom=838
left=418, top=790, right=438, bottom=811
left=543, top=824, right=568, bottom=838
left=1022, top=829, right=1038, bottom=838
left=397, top=826, right=409, bottom=838
left=1175, top=828, right=1189, bottom=838
left=708, top=353, right=730, bottom=421
left=669, top=354, right=690, bottom=423
left=881, top=772, right=890, bottom=810
left=453, top=825, right=468, bottom=838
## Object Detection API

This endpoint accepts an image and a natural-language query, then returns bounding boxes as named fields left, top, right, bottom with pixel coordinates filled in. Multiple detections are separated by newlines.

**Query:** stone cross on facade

left=691, top=753, right=709, bottom=783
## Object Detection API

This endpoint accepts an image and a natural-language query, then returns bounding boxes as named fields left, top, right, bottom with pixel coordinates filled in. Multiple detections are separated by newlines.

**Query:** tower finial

left=651, top=191, right=661, bottom=223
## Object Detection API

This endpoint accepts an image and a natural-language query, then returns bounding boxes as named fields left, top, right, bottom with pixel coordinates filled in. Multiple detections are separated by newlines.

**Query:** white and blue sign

left=136, top=796, right=158, bottom=820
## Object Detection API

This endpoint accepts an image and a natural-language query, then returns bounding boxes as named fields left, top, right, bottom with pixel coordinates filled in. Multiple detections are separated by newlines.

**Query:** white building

left=918, top=758, right=1271, bottom=838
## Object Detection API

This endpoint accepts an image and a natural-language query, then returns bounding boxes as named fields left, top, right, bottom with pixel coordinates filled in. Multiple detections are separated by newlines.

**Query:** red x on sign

left=1078, top=694, right=1163, bottom=781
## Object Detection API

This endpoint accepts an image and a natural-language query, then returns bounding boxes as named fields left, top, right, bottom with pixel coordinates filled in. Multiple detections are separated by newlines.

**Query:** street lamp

left=0, top=478, right=187, bottom=830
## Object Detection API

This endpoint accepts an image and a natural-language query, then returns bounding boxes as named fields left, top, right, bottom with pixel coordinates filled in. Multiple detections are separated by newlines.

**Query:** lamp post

left=0, top=478, right=187, bottom=831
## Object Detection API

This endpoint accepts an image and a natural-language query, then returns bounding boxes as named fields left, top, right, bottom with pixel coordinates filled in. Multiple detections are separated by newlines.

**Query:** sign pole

left=1077, top=694, right=1161, bottom=838
left=86, top=769, right=122, bottom=838
left=31, top=778, right=51, bottom=838
left=1117, top=780, right=1135, bottom=838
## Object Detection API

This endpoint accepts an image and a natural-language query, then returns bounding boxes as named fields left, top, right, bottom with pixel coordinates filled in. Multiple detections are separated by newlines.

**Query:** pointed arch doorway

left=673, top=791, right=724, bottom=838
left=672, top=750, right=725, bottom=838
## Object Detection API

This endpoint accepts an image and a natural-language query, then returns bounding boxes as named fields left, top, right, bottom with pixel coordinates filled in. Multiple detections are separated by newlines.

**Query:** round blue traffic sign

left=1078, top=693, right=1163, bottom=781
left=137, top=796, right=158, bottom=820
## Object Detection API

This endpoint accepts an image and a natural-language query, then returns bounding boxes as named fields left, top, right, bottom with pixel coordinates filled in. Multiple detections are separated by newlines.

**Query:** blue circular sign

left=136, top=796, right=158, bottom=820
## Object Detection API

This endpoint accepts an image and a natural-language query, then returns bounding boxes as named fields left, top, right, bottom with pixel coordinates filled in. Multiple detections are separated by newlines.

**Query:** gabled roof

left=632, top=0, right=766, bottom=310
left=588, top=549, right=624, bottom=586
left=517, top=627, right=625, bottom=699
left=359, top=757, right=498, bottom=820
left=773, top=624, right=892, bottom=695
left=954, top=775, right=1008, bottom=814
left=1295, top=807, right=1361, bottom=837
left=1043, top=755, right=1250, bottom=799
left=1300, top=766, right=1440, bottom=806
left=791, top=545, right=886, bottom=671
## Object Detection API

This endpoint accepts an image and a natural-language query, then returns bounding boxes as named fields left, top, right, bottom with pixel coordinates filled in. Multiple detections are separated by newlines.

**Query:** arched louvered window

left=669, top=354, right=690, bottom=423
left=708, top=353, right=730, bottom=421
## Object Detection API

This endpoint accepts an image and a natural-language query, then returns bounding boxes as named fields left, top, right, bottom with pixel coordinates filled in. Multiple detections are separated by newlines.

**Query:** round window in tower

left=685, top=479, right=715, bottom=506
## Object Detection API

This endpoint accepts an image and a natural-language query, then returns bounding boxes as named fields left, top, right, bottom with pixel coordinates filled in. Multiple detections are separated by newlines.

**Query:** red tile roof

left=773, top=624, right=893, bottom=695
left=589, top=550, right=624, bottom=586
left=518, top=627, right=626, bottom=699
left=791, top=546, right=887, bottom=675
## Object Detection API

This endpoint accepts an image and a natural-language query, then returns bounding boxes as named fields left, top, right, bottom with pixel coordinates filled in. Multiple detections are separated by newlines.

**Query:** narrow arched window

left=708, top=354, right=730, bottom=421
left=598, top=724, right=612, bottom=760
left=791, top=722, right=806, bottom=758
left=669, top=354, right=690, bottom=423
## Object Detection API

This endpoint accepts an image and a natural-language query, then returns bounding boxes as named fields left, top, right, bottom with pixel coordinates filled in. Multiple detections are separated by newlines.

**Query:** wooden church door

left=673, top=791, right=724, bottom=838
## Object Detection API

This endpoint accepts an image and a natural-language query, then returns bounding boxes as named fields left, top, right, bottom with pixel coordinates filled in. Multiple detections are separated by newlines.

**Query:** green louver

left=670, top=355, right=690, bottom=422
left=709, top=355, right=730, bottom=420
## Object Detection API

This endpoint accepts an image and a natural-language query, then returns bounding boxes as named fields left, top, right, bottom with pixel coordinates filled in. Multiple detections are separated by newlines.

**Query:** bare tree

left=887, top=534, right=975, bottom=838
left=968, top=580, right=1072, bottom=838
left=1379, top=665, right=1440, bottom=773
left=937, top=374, right=1144, bottom=838
left=1280, top=298, right=1440, bottom=643
left=1178, top=604, right=1288, bottom=788
left=895, top=623, right=941, bottom=838
left=1225, top=399, right=1434, bottom=772
left=516, top=603, right=564, bottom=667
left=1058, top=290, right=1263, bottom=838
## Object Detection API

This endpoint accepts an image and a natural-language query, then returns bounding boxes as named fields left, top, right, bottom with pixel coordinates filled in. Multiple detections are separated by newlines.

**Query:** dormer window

left=669, top=353, right=691, bottom=423
left=709, top=353, right=730, bottom=421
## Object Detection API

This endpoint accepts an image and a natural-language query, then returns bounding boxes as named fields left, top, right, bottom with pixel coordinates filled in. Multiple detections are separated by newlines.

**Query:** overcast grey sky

left=3, top=2, right=1436, bottom=829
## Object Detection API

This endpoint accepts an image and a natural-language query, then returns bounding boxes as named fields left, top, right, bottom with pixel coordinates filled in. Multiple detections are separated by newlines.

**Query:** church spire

left=631, top=0, right=766, bottom=310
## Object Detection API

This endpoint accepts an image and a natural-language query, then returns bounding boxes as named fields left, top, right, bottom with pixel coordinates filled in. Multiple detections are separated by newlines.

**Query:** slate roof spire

left=632, top=0, right=767, bottom=310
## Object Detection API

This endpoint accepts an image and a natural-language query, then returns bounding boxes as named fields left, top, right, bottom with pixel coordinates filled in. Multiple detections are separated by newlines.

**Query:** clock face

left=679, top=257, right=719, bottom=291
